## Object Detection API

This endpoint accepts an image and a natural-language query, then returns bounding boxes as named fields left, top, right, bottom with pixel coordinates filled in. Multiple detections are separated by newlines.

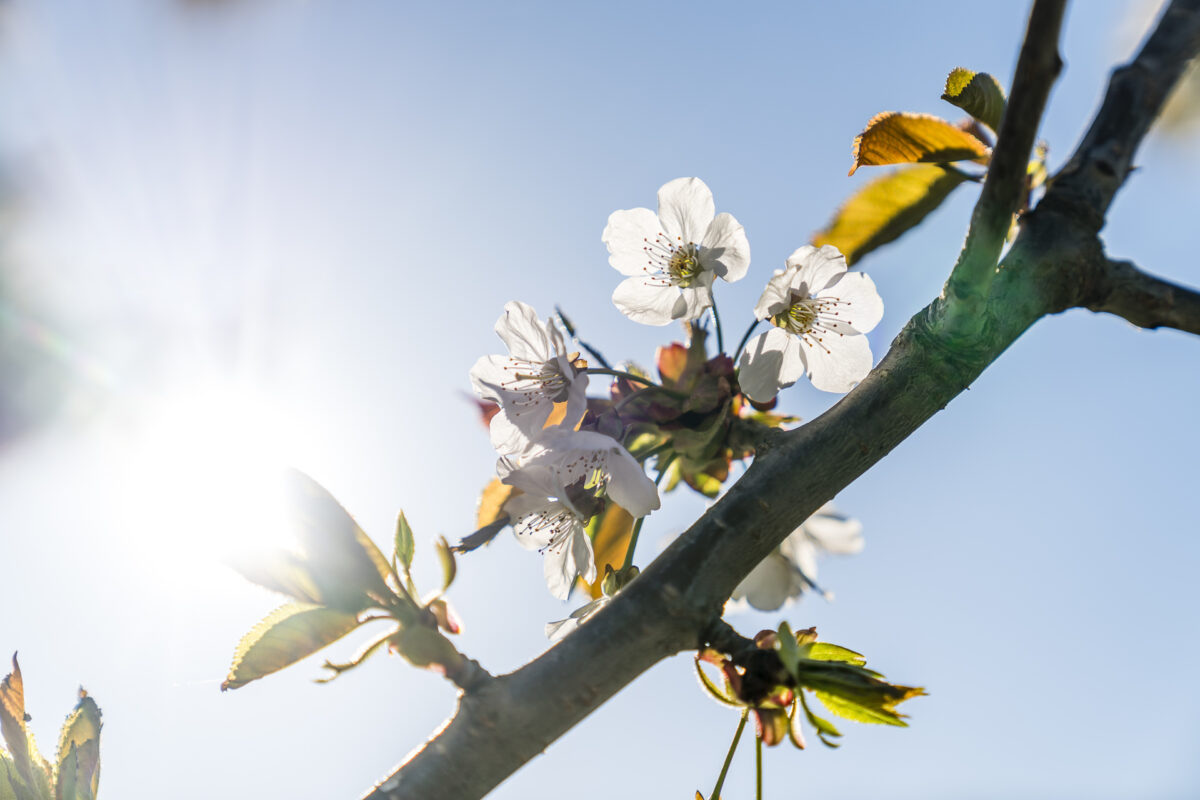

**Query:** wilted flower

left=738, top=245, right=883, bottom=399
left=500, top=428, right=660, bottom=599
left=731, top=503, right=863, bottom=611
left=470, top=301, right=589, bottom=456
left=603, top=177, right=750, bottom=326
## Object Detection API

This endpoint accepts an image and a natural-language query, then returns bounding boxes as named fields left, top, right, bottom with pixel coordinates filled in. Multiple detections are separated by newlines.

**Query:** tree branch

left=942, top=0, right=1066, bottom=337
left=1083, top=258, right=1200, bottom=335
left=361, top=3, right=1200, bottom=798
left=1039, top=0, right=1200, bottom=231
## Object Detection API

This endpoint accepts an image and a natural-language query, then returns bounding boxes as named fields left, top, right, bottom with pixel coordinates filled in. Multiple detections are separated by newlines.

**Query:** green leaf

left=394, top=511, right=415, bottom=573
left=798, top=659, right=925, bottom=727
left=222, top=603, right=362, bottom=690
left=0, top=656, right=31, bottom=790
left=0, top=655, right=50, bottom=800
left=434, top=536, right=456, bottom=593
left=681, top=468, right=723, bottom=499
left=812, top=164, right=970, bottom=265
left=0, top=656, right=53, bottom=800
left=226, top=551, right=324, bottom=606
left=279, top=470, right=396, bottom=611
left=849, top=112, right=990, bottom=175
left=814, top=691, right=908, bottom=727
left=802, top=642, right=867, bottom=665
left=776, top=623, right=802, bottom=682
left=798, top=692, right=843, bottom=749
left=0, top=755, right=18, bottom=800
left=942, top=67, right=1007, bottom=133
left=55, top=692, right=101, bottom=800
left=671, top=406, right=728, bottom=462
left=55, top=746, right=79, bottom=800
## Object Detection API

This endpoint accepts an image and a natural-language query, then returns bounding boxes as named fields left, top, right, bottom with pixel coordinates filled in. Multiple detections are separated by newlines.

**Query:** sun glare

left=117, top=383, right=303, bottom=586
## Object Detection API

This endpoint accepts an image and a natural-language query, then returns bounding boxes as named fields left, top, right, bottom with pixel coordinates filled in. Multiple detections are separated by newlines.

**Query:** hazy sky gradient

left=1, top=1, right=1197, bottom=798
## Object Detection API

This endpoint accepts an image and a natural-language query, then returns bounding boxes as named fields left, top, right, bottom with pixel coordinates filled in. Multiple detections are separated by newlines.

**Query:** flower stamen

left=642, top=233, right=702, bottom=288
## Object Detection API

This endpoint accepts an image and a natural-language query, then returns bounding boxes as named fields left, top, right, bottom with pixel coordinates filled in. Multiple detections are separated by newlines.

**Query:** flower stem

left=711, top=303, right=725, bottom=355
left=732, top=319, right=762, bottom=363
left=710, top=709, right=748, bottom=800
left=585, top=368, right=688, bottom=398
left=619, top=454, right=675, bottom=572
left=755, top=729, right=763, bottom=800
left=555, top=305, right=612, bottom=369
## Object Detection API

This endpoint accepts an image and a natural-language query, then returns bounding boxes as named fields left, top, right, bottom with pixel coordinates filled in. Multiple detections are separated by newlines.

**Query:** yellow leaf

left=849, top=112, right=990, bottom=175
left=582, top=504, right=634, bottom=599
left=0, top=656, right=55, bottom=799
left=941, top=67, right=1007, bottom=133
left=813, top=164, right=969, bottom=265
left=476, top=478, right=518, bottom=528
left=55, top=692, right=102, bottom=800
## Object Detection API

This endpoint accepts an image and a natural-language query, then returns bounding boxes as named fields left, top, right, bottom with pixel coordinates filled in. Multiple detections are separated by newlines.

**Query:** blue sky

left=1, top=1, right=1198, bottom=798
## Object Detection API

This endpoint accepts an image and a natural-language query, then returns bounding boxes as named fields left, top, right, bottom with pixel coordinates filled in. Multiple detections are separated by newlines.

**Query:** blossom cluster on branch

left=465, top=177, right=881, bottom=622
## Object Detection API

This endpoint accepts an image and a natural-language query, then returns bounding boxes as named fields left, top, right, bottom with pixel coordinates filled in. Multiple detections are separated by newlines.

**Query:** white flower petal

left=602, top=446, right=661, bottom=517
left=803, top=332, right=874, bottom=393
left=732, top=553, right=802, bottom=611
left=560, top=368, right=590, bottom=432
left=545, top=596, right=609, bottom=640
left=603, top=207, right=663, bottom=277
left=495, top=301, right=553, bottom=362
left=657, top=177, right=715, bottom=243
left=700, top=212, right=751, bottom=282
left=613, top=275, right=686, bottom=326
left=542, top=525, right=595, bottom=600
left=674, top=283, right=715, bottom=322
left=803, top=514, right=864, bottom=555
left=501, top=461, right=561, bottom=501
left=738, top=328, right=806, bottom=402
left=468, top=354, right=510, bottom=402
left=819, top=272, right=884, bottom=334
left=787, top=537, right=819, bottom=582
left=489, top=409, right=542, bottom=457
left=786, top=244, right=849, bottom=296
left=753, top=268, right=796, bottom=320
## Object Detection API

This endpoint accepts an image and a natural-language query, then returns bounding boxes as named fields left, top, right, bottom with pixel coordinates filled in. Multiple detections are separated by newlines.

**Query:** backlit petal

left=819, top=272, right=884, bottom=333
left=803, top=332, right=873, bottom=393
left=613, top=275, right=685, bottom=326
left=657, top=177, right=715, bottom=243
left=603, top=207, right=663, bottom=276
left=701, top=212, right=751, bottom=282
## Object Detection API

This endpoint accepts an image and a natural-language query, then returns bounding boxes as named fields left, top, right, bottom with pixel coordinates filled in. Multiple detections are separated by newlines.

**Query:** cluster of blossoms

left=470, top=302, right=660, bottom=600
left=467, top=177, right=882, bottom=619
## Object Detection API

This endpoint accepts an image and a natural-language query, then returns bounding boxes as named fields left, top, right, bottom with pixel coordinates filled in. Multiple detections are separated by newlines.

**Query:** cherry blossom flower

left=470, top=301, right=589, bottom=456
left=603, top=177, right=750, bottom=326
left=499, top=428, right=660, bottom=600
left=738, top=245, right=883, bottom=399
left=731, top=503, right=863, bottom=612
left=545, top=596, right=609, bottom=640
